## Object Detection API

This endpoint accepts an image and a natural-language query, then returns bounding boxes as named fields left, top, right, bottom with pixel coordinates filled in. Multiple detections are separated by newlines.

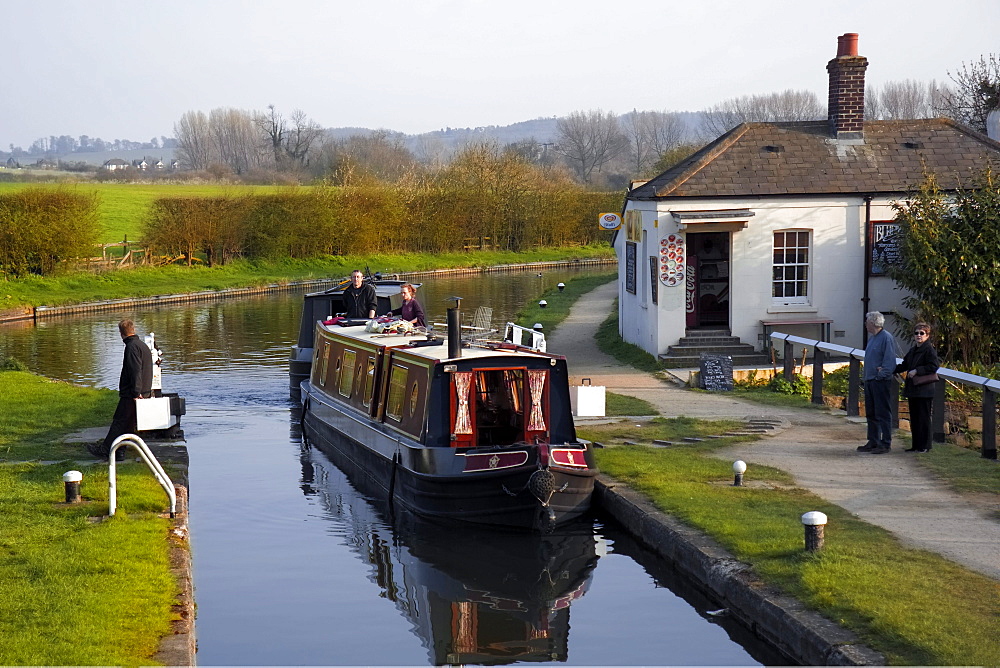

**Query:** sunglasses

left=913, top=331, right=928, bottom=336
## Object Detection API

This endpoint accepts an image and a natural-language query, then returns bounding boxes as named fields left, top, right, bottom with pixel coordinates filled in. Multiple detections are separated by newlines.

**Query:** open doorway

left=686, top=232, right=730, bottom=328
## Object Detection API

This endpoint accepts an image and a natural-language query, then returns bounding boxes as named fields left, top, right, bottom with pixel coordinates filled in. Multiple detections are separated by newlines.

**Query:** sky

left=2, top=0, right=998, bottom=149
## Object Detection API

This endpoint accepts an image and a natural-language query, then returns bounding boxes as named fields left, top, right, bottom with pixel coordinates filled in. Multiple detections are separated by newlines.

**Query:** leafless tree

left=699, top=89, right=824, bottom=139
left=283, top=110, right=324, bottom=167
left=209, top=108, right=266, bottom=175
left=555, top=109, right=628, bottom=183
left=937, top=54, right=1000, bottom=133
left=174, top=111, right=214, bottom=170
left=255, top=104, right=286, bottom=168
left=621, top=110, right=688, bottom=175
left=865, top=79, right=941, bottom=120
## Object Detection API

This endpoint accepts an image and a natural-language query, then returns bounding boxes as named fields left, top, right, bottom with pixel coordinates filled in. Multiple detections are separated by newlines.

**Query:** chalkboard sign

left=625, top=242, right=637, bottom=294
left=870, top=221, right=901, bottom=276
left=699, top=353, right=734, bottom=391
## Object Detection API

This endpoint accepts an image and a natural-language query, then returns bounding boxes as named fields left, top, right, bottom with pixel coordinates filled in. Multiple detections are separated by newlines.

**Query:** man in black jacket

left=89, top=319, right=153, bottom=460
left=343, top=269, right=377, bottom=319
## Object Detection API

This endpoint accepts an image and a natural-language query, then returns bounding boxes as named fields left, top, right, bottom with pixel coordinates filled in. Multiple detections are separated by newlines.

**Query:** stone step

left=685, top=329, right=731, bottom=337
left=666, top=344, right=762, bottom=356
left=677, top=336, right=744, bottom=346
left=659, top=353, right=771, bottom=369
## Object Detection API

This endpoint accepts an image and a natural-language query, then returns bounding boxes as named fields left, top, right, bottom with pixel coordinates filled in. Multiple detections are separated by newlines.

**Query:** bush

left=0, top=187, right=99, bottom=276
left=768, top=373, right=810, bottom=396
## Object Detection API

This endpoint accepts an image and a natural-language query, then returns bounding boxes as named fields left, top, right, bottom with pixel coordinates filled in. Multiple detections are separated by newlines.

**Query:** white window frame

left=772, top=229, right=811, bottom=305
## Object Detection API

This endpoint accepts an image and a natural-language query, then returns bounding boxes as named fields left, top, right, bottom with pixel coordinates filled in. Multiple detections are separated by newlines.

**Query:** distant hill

left=3, top=112, right=704, bottom=166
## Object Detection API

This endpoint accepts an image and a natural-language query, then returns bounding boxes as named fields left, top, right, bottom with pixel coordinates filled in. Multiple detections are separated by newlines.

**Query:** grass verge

left=584, top=421, right=1000, bottom=665
left=605, top=391, right=658, bottom=416
left=513, top=271, right=616, bottom=333
left=593, top=298, right=663, bottom=372
left=0, top=371, right=178, bottom=665
left=0, top=246, right=615, bottom=311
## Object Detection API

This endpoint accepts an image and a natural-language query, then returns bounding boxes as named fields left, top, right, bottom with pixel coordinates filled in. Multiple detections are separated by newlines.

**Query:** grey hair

left=865, top=311, right=885, bottom=328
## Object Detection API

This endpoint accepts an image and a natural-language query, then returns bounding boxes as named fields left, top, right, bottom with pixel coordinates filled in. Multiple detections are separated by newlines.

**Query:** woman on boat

left=392, top=283, right=426, bottom=327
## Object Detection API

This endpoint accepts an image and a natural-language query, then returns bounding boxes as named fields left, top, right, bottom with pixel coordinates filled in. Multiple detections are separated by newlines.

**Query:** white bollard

left=801, top=511, right=828, bottom=551
left=63, top=470, right=83, bottom=503
left=732, top=460, right=747, bottom=487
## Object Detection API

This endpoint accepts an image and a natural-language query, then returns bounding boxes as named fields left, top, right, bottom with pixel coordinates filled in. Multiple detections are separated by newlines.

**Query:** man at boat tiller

left=343, top=269, right=377, bottom=319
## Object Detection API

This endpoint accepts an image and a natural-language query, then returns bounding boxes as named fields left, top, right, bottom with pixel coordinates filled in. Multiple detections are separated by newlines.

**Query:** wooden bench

left=761, top=317, right=833, bottom=345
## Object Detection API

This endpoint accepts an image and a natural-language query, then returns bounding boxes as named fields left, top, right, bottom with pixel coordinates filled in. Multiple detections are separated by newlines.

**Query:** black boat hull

left=301, top=382, right=595, bottom=530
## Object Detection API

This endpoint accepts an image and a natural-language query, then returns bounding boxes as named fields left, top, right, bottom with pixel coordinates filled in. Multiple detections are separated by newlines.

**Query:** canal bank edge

left=595, top=476, right=885, bottom=666
left=0, top=258, right=616, bottom=324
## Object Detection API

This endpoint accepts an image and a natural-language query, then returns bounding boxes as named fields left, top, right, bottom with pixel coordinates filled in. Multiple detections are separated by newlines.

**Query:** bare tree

left=555, top=109, right=628, bottom=183
left=621, top=110, right=688, bottom=175
left=866, top=79, right=941, bottom=120
left=938, top=54, right=1000, bottom=133
left=174, top=110, right=214, bottom=170
left=699, top=89, right=824, bottom=139
left=282, top=109, right=324, bottom=167
left=209, top=108, right=265, bottom=175
left=255, top=104, right=285, bottom=168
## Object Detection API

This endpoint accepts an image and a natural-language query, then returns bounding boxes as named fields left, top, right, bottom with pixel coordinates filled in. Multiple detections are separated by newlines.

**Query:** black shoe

left=870, top=446, right=891, bottom=454
left=114, top=449, right=127, bottom=462
left=85, top=443, right=107, bottom=459
left=904, top=447, right=919, bottom=452
left=915, top=448, right=930, bottom=453
left=857, top=443, right=876, bottom=452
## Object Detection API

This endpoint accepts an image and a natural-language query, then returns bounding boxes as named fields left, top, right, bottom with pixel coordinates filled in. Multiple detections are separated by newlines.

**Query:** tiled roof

left=629, top=118, right=1000, bottom=200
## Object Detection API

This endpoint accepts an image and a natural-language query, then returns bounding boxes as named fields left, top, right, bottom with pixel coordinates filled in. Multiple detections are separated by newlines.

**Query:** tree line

left=145, top=144, right=621, bottom=264
left=0, top=145, right=621, bottom=277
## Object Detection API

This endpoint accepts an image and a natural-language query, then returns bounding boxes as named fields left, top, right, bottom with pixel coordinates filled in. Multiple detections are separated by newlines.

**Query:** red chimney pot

left=837, top=33, right=859, bottom=57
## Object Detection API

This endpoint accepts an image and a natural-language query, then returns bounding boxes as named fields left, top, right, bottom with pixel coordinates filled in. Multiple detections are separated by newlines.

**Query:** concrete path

left=549, top=280, right=1000, bottom=582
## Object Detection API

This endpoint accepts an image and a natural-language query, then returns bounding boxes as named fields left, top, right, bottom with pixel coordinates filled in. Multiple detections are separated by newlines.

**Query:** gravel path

left=549, top=280, right=1000, bottom=581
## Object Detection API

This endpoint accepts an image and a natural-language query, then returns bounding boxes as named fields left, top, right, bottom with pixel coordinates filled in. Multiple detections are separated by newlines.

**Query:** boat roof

left=320, top=322, right=555, bottom=363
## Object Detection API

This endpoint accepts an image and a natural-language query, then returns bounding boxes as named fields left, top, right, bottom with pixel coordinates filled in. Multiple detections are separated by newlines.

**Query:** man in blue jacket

left=858, top=311, right=898, bottom=454
left=89, top=319, right=153, bottom=461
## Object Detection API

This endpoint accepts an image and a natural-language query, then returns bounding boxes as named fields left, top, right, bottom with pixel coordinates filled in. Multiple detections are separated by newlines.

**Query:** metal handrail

left=108, top=433, right=177, bottom=517
left=769, top=331, right=997, bottom=459
left=503, top=322, right=546, bottom=352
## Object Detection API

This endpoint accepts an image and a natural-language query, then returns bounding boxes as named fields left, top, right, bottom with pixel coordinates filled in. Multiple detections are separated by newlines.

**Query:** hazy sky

left=3, top=0, right=998, bottom=148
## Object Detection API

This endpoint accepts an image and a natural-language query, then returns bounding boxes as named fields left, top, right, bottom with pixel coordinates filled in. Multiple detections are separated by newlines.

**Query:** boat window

left=475, top=368, right=526, bottom=446
left=319, top=341, right=331, bottom=387
left=362, top=357, right=377, bottom=408
left=386, top=364, right=408, bottom=421
left=339, top=349, right=357, bottom=397
left=408, top=381, right=420, bottom=417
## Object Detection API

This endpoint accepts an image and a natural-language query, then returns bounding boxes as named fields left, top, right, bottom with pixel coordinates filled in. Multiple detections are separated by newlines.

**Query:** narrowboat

left=298, top=308, right=597, bottom=531
left=289, top=274, right=412, bottom=399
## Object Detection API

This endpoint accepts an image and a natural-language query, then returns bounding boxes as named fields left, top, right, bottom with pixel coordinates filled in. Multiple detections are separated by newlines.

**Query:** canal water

left=1, top=267, right=788, bottom=665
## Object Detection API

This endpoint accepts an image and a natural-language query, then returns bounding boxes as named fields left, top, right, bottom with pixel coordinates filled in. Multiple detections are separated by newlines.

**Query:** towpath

left=547, top=280, right=1000, bottom=582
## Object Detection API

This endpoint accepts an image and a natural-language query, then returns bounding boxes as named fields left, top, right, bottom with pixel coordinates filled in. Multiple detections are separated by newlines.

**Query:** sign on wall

left=649, top=256, right=658, bottom=304
left=625, top=242, right=637, bottom=294
left=658, top=234, right=685, bottom=286
left=624, top=210, right=642, bottom=242
left=870, top=221, right=901, bottom=276
left=598, top=212, right=622, bottom=230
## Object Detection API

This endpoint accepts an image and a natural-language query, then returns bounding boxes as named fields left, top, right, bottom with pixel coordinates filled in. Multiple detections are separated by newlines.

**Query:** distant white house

left=615, top=33, right=1000, bottom=366
left=103, top=158, right=128, bottom=171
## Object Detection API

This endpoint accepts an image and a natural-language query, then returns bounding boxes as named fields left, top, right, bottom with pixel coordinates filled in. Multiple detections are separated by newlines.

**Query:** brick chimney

left=827, top=33, right=867, bottom=140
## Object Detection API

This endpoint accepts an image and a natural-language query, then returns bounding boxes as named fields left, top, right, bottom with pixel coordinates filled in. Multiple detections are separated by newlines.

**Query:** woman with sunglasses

left=894, top=322, right=940, bottom=452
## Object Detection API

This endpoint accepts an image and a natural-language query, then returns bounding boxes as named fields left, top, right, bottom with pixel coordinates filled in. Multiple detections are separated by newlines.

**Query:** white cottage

left=617, top=33, right=1000, bottom=366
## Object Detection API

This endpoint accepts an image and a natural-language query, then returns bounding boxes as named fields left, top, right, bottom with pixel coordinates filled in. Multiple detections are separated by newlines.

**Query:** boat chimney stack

left=447, top=297, right=462, bottom=359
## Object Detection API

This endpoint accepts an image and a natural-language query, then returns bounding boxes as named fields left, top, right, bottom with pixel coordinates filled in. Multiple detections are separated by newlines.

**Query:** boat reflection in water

left=300, top=440, right=600, bottom=665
